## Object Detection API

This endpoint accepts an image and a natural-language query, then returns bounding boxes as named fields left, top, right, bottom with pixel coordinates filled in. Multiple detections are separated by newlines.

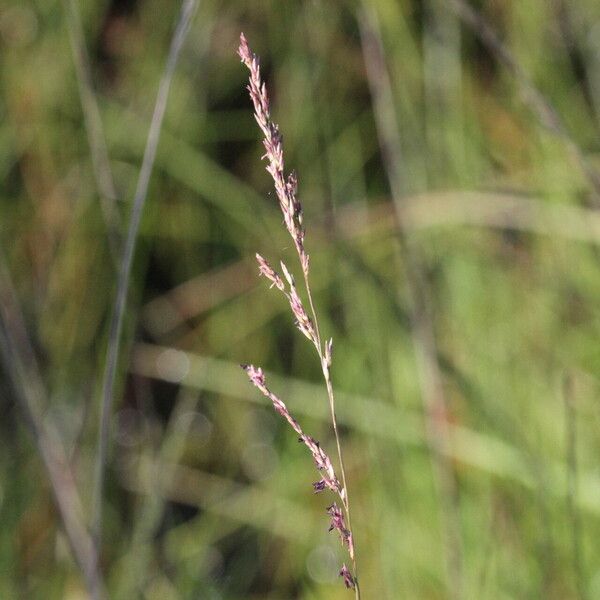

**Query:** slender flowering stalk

left=238, top=33, right=360, bottom=596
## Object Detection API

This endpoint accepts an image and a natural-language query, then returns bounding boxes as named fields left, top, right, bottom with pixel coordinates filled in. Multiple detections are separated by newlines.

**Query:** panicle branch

left=238, top=33, right=309, bottom=275
left=255, top=254, right=317, bottom=347
left=241, top=365, right=341, bottom=496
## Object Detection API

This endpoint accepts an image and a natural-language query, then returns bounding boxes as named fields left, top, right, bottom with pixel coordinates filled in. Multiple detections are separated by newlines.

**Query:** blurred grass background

left=2, top=0, right=600, bottom=598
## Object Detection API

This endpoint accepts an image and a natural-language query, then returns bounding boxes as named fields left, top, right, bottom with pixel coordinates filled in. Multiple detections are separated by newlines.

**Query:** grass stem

left=93, top=0, right=198, bottom=548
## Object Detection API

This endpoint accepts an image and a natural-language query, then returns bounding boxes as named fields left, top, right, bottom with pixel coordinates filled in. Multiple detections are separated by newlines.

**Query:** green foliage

left=1, top=0, right=600, bottom=597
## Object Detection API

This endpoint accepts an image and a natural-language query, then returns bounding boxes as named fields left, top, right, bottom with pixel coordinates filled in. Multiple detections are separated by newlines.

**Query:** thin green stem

left=302, top=272, right=361, bottom=599
left=93, top=0, right=197, bottom=547
left=325, top=373, right=360, bottom=599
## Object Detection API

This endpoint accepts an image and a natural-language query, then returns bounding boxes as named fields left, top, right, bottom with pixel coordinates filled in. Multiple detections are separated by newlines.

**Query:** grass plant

left=238, top=33, right=360, bottom=595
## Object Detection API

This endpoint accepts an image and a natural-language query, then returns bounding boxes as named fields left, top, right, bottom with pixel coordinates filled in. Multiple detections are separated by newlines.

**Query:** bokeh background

left=2, top=0, right=600, bottom=598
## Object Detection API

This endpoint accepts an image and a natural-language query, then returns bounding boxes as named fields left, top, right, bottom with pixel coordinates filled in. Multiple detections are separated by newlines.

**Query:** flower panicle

left=340, top=564, right=357, bottom=590
left=256, top=253, right=285, bottom=291
left=241, top=364, right=302, bottom=436
left=254, top=255, right=317, bottom=345
left=280, top=261, right=316, bottom=344
left=241, top=362, right=355, bottom=585
left=239, top=33, right=357, bottom=594
left=241, top=365, right=341, bottom=496
left=327, top=502, right=355, bottom=560
left=238, top=33, right=309, bottom=275
left=300, top=433, right=341, bottom=495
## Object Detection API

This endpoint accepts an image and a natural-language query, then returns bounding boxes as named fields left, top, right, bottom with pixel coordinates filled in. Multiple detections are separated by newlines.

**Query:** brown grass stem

left=0, top=255, right=105, bottom=599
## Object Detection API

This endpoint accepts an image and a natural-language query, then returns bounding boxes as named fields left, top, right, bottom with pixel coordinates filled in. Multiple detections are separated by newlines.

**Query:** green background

left=1, top=0, right=600, bottom=598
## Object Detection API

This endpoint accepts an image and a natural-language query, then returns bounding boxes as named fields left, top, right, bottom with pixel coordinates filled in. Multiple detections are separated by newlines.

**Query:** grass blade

left=93, top=0, right=198, bottom=547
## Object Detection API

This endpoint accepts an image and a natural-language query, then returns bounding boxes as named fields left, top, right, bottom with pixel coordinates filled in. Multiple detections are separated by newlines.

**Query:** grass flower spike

left=238, top=33, right=360, bottom=595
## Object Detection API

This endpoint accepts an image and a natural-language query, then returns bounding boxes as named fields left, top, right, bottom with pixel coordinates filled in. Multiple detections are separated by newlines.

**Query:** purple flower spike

left=240, top=366, right=341, bottom=489
left=327, top=503, right=353, bottom=558
left=339, top=564, right=356, bottom=590
left=241, top=365, right=302, bottom=435
left=327, top=502, right=346, bottom=532
left=240, top=33, right=358, bottom=596
left=241, top=364, right=265, bottom=388
left=279, top=262, right=316, bottom=344
left=256, top=253, right=285, bottom=291
left=238, top=33, right=308, bottom=273
left=300, top=434, right=341, bottom=494
left=312, top=479, right=327, bottom=493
